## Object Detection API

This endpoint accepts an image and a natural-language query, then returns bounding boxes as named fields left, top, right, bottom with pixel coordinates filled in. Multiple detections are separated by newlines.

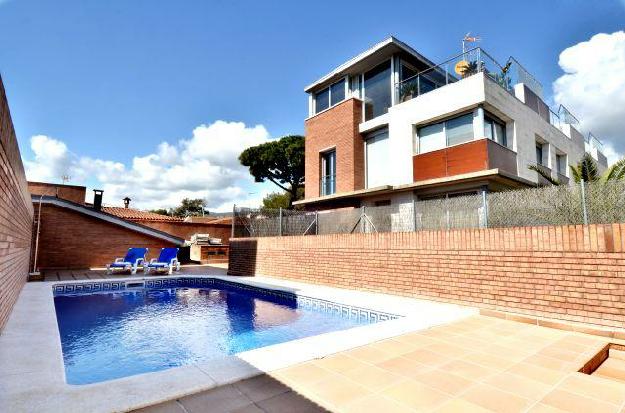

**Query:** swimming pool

left=53, top=278, right=398, bottom=384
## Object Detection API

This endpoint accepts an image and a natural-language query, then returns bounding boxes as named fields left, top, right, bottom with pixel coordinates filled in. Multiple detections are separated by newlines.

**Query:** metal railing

left=233, top=179, right=625, bottom=238
left=320, top=175, right=336, bottom=196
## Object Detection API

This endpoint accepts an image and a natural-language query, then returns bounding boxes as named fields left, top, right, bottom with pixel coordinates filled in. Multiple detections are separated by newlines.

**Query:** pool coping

left=0, top=274, right=476, bottom=413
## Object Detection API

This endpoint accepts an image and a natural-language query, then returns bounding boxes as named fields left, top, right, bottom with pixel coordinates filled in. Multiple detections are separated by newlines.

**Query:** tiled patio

left=41, top=263, right=228, bottom=282
left=137, top=315, right=625, bottom=413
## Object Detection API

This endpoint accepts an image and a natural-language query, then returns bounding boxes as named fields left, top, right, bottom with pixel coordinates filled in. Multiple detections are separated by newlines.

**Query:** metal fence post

left=580, top=179, right=588, bottom=225
left=231, top=204, right=236, bottom=239
left=481, top=190, right=488, bottom=228
left=278, top=207, right=283, bottom=236
left=361, top=206, right=366, bottom=233
left=412, top=198, right=417, bottom=231
left=315, top=211, right=319, bottom=235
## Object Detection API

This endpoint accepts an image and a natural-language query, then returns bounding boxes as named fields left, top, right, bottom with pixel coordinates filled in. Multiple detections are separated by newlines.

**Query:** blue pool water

left=53, top=280, right=382, bottom=384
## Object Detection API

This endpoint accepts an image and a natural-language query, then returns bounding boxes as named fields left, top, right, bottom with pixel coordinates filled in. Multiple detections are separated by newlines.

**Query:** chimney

left=93, top=189, right=103, bottom=211
left=123, top=197, right=131, bottom=209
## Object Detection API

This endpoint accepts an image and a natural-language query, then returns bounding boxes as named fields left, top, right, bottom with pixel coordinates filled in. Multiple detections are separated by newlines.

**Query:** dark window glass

left=401, top=63, right=417, bottom=82
left=314, top=88, right=329, bottom=113
left=330, top=79, right=345, bottom=106
left=321, top=150, right=336, bottom=195
left=364, top=61, right=392, bottom=121
left=484, top=115, right=507, bottom=146
left=536, top=144, right=543, bottom=165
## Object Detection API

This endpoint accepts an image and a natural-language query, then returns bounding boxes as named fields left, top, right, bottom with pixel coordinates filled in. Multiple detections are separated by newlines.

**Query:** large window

left=536, top=143, right=544, bottom=166
left=416, top=113, right=474, bottom=154
left=320, top=150, right=336, bottom=196
left=314, top=79, right=346, bottom=114
left=364, top=61, right=392, bottom=121
left=484, top=115, right=507, bottom=147
left=556, top=154, right=567, bottom=175
left=365, top=129, right=390, bottom=188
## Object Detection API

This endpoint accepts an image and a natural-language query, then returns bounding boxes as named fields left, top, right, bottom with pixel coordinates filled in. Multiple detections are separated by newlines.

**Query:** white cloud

left=24, top=121, right=274, bottom=211
left=553, top=31, right=625, bottom=164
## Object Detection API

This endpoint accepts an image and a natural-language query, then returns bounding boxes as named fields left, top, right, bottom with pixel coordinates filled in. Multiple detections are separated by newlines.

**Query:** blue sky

left=1, top=0, right=624, bottom=210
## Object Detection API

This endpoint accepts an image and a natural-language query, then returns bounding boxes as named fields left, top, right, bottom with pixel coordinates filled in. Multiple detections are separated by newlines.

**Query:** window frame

left=484, top=113, right=507, bottom=147
left=320, top=149, right=337, bottom=196
left=415, top=111, right=475, bottom=154
left=362, top=59, right=393, bottom=121
left=313, top=78, right=347, bottom=115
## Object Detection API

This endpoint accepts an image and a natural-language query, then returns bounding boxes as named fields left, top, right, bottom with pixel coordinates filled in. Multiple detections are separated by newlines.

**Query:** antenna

left=462, top=32, right=481, bottom=53
left=61, top=174, right=71, bottom=184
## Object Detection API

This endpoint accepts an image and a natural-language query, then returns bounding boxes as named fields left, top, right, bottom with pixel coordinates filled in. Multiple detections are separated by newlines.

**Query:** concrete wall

left=0, top=76, right=34, bottom=330
left=35, top=204, right=176, bottom=270
left=229, top=224, right=625, bottom=329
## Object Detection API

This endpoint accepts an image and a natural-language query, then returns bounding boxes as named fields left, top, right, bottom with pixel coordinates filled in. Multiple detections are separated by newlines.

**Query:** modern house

left=295, top=37, right=607, bottom=209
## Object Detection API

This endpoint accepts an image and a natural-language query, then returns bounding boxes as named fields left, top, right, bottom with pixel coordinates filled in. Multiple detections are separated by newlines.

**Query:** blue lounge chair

left=106, top=248, right=148, bottom=275
left=146, top=248, right=180, bottom=275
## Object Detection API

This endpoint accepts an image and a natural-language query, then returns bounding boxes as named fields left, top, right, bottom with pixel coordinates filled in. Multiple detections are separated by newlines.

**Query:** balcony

left=396, top=48, right=536, bottom=104
left=412, top=138, right=517, bottom=182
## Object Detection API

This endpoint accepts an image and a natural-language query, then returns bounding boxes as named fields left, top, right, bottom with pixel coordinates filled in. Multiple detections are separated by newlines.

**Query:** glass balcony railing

left=320, top=175, right=336, bottom=196
left=396, top=48, right=516, bottom=103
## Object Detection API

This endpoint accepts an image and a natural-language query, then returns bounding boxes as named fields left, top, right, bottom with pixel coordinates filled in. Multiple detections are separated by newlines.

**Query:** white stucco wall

left=358, top=72, right=588, bottom=188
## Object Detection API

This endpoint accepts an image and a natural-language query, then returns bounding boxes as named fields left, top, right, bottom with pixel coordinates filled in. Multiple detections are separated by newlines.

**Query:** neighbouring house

left=295, top=37, right=607, bottom=210
left=28, top=182, right=231, bottom=270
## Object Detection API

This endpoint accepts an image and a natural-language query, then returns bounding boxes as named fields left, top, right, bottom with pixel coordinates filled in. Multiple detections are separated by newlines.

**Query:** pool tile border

left=52, top=277, right=401, bottom=323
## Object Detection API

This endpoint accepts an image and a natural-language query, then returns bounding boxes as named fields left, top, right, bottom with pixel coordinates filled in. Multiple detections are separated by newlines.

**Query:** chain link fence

left=232, top=180, right=625, bottom=238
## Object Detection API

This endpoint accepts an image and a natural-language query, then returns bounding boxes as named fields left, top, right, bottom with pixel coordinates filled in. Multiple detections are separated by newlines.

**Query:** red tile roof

left=103, top=207, right=184, bottom=222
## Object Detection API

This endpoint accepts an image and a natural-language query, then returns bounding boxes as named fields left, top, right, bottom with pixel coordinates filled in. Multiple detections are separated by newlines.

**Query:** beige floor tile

left=555, top=373, right=625, bottom=406
left=376, top=356, right=432, bottom=378
left=340, top=393, right=414, bottom=413
left=369, top=338, right=420, bottom=356
left=537, top=346, right=584, bottom=362
left=433, top=398, right=494, bottom=412
left=234, top=374, right=291, bottom=403
left=338, top=364, right=403, bottom=391
left=438, top=359, right=498, bottom=381
left=255, top=391, right=328, bottom=413
left=425, top=341, right=471, bottom=358
left=306, top=374, right=371, bottom=409
left=133, top=401, right=187, bottom=413
left=461, top=352, right=517, bottom=371
left=313, top=353, right=368, bottom=373
left=344, top=345, right=395, bottom=364
left=392, top=332, right=441, bottom=348
left=540, top=389, right=620, bottom=413
left=383, top=379, right=452, bottom=411
left=460, top=383, right=533, bottom=413
left=412, top=368, right=475, bottom=396
left=525, top=403, right=569, bottom=413
left=271, top=362, right=332, bottom=387
left=483, top=371, right=551, bottom=401
left=522, top=354, right=578, bottom=372
left=594, top=357, right=625, bottom=383
left=402, top=348, right=452, bottom=367
left=506, top=362, right=570, bottom=386
left=178, top=385, right=251, bottom=413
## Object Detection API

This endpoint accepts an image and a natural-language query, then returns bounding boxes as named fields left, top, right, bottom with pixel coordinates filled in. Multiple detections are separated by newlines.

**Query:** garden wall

left=229, top=224, right=625, bottom=329
left=0, top=76, right=34, bottom=330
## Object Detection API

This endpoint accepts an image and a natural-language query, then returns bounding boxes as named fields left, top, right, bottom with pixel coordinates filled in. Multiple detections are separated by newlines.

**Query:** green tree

left=239, top=135, right=305, bottom=208
left=529, top=152, right=625, bottom=185
left=149, top=208, right=170, bottom=216
left=262, top=188, right=305, bottom=210
left=169, top=198, right=208, bottom=217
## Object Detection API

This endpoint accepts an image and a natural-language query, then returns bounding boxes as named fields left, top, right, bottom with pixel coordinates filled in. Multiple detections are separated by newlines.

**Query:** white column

left=473, top=106, right=485, bottom=139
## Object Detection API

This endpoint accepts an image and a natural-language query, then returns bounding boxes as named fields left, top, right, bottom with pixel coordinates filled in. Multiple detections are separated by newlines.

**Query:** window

left=365, top=129, right=390, bottom=188
left=536, top=144, right=544, bottom=165
left=400, top=63, right=417, bottom=82
left=320, top=150, right=336, bottom=196
left=445, top=114, right=474, bottom=146
left=416, top=113, right=475, bottom=154
left=484, top=115, right=507, bottom=146
left=364, top=60, right=392, bottom=121
left=314, top=88, right=329, bottom=113
left=556, top=154, right=567, bottom=175
left=313, top=79, right=346, bottom=114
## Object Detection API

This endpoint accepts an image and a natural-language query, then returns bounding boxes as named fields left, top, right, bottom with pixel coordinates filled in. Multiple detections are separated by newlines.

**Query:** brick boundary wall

left=0, top=76, right=34, bottom=330
left=229, top=224, right=625, bottom=329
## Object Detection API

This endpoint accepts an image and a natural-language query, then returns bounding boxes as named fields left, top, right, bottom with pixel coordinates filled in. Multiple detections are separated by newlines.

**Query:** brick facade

left=304, top=98, right=364, bottom=198
left=34, top=204, right=176, bottom=269
left=229, top=224, right=625, bottom=329
left=28, top=181, right=86, bottom=204
left=0, top=76, right=34, bottom=330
